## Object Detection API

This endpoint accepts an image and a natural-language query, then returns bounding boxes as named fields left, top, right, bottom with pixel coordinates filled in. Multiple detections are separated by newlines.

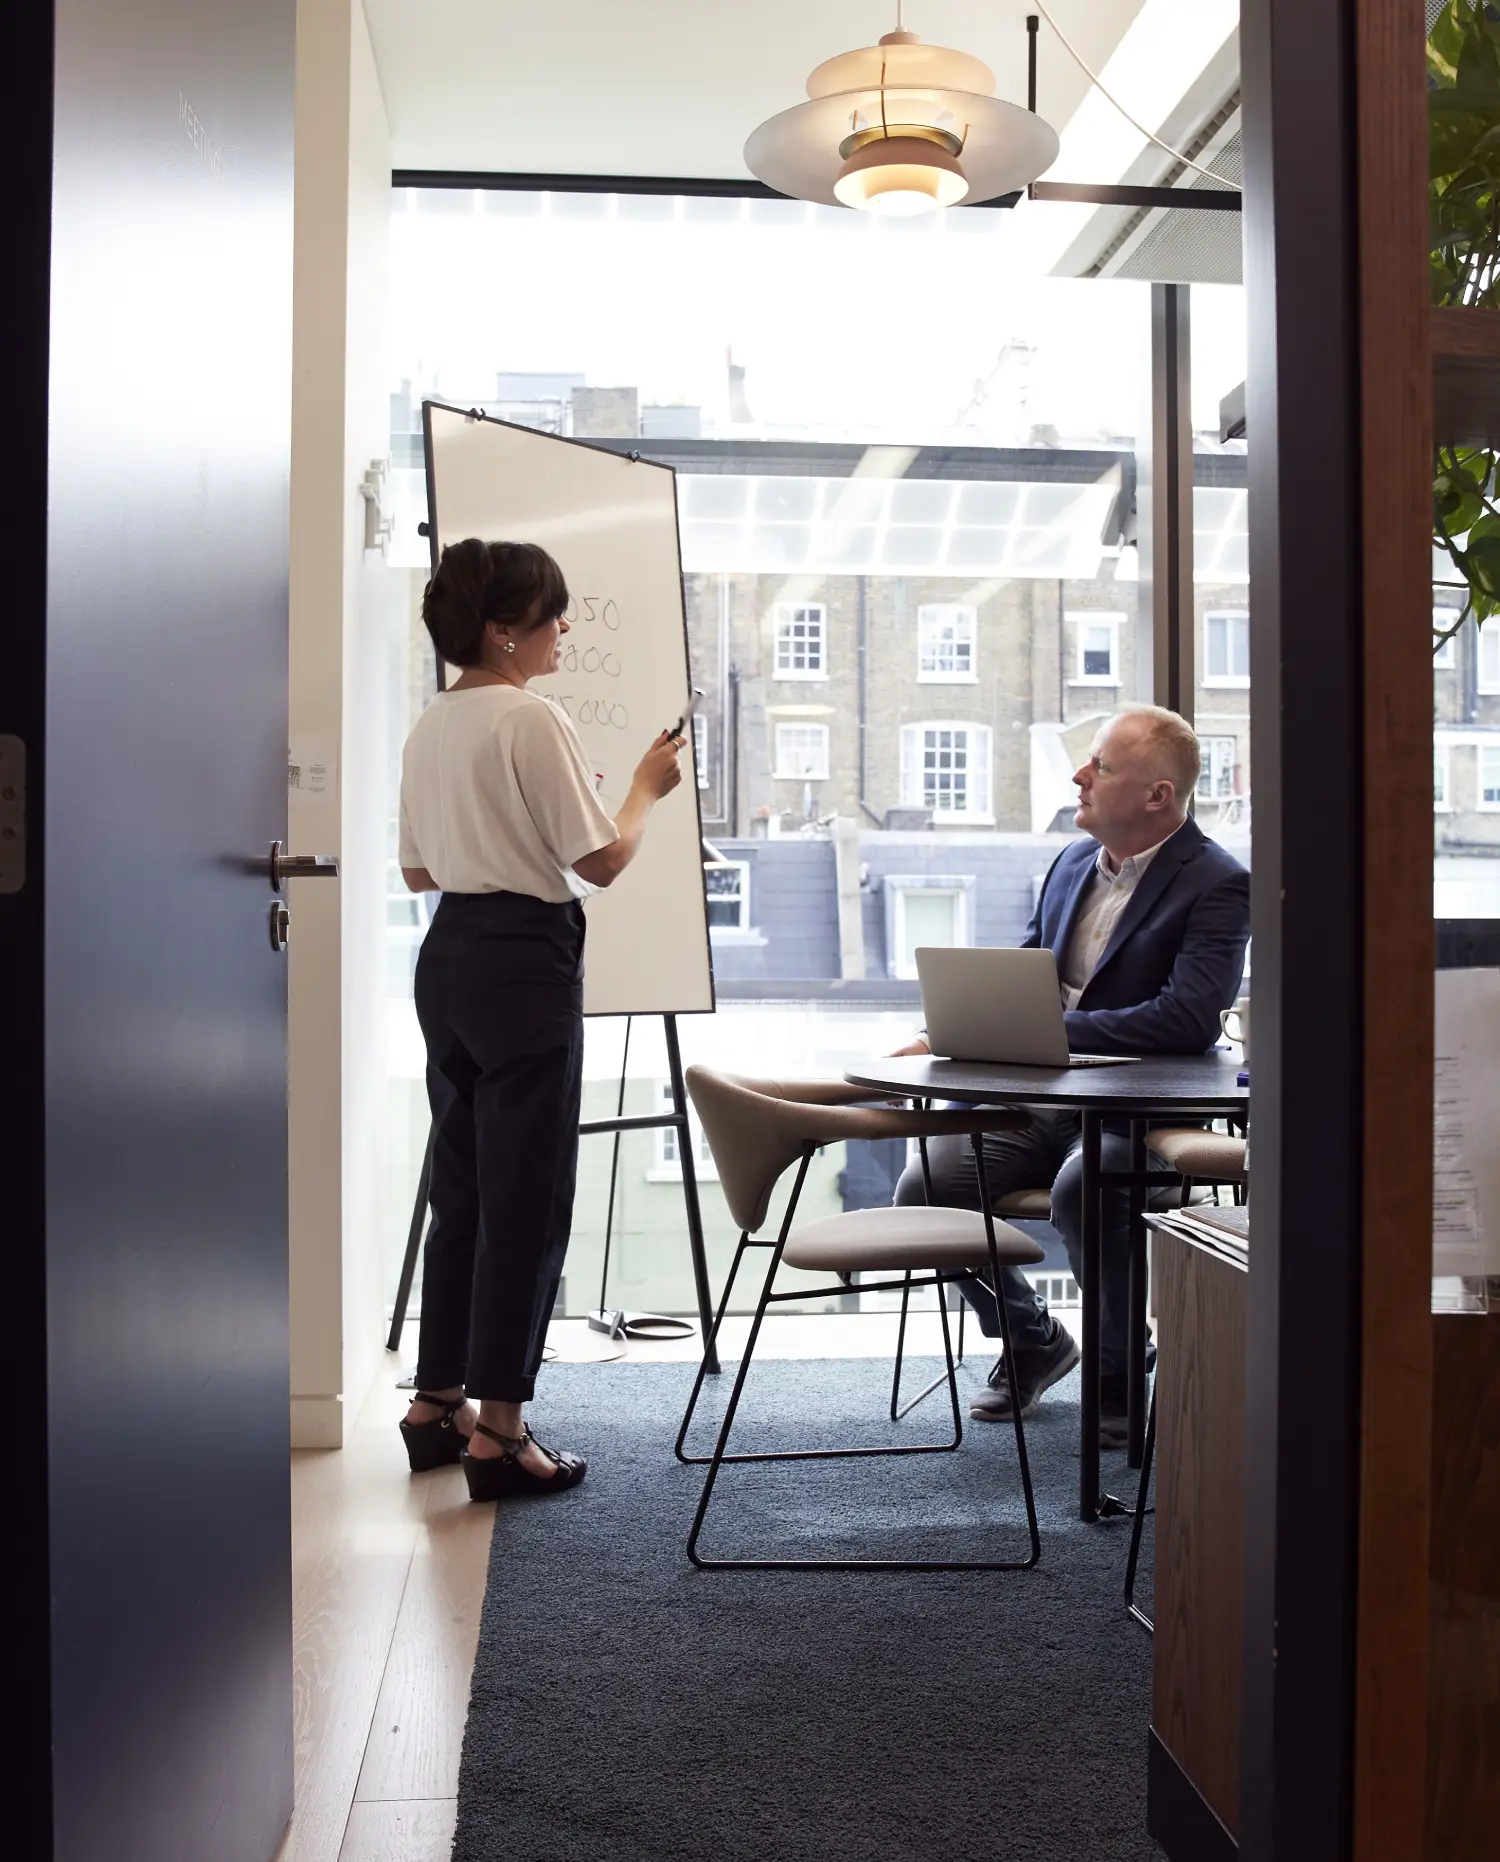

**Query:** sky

left=388, top=189, right=1248, bottom=449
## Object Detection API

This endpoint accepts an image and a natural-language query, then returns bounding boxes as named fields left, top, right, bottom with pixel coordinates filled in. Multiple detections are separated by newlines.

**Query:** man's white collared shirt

left=1057, top=828, right=1181, bottom=1010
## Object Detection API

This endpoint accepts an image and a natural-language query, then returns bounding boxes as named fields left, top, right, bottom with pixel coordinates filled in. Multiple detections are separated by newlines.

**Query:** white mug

left=1221, top=995, right=1251, bottom=1068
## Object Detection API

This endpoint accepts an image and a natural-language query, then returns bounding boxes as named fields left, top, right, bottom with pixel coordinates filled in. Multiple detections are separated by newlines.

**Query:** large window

left=384, top=184, right=1196, bottom=1320
left=1481, top=745, right=1500, bottom=810
left=900, top=723, right=993, bottom=822
left=1205, top=610, right=1251, bottom=686
left=1480, top=625, right=1500, bottom=695
left=917, top=604, right=976, bottom=681
left=775, top=722, right=830, bottom=780
left=774, top=604, right=826, bottom=679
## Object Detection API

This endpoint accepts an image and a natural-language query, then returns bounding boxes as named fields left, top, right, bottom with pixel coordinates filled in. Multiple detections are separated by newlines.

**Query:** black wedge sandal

left=398, top=1392, right=471, bottom=1473
left=461, top=1422, right=587, bottom=1503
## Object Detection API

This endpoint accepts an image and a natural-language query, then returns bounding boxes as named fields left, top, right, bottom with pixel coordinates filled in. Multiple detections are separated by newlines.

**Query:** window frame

left=898, top=721, right=994, bottom=824
left=773, top=601, right=828, bottom=681
left=692, top=710, right=709, bottom=788
left=773, top=721, right=831, bottom=781
left=1434, top=741, right=1452, bottom=812
left=1479, top=742, right=1500, bottom=811
left=1479, top=624, right=1500, bottom=695
left=1196, top=734, right=1238, bottom=803
left=703, top=858, right=751, bottom=930
left=648, top=1081, right=719, bottom=1182
left=1204, top=608, right=1252, bottom=688
left=916, top=603, right=978, bottom=684
left=1068, top=610, right=1123, bottom=686
left=890, top=882, right=969, bottom=981
left=1432, top=605, right=1459, bottom=668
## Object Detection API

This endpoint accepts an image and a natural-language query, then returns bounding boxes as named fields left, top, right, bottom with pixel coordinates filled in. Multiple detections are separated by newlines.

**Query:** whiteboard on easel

left=423, top=401, right=714, bottom=1018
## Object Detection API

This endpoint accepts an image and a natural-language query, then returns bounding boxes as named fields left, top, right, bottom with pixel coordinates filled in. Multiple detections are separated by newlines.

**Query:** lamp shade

left=833, top=136, right=969, bottom=213
left=745, top=31, right=1059, bottom=211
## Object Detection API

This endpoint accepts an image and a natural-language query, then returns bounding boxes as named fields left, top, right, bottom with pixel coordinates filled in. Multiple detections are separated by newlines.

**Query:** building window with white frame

left=1434, top=743, right=1452, bottom=811
left=900, top=723, right=993, bottom=821
left=917, top=604, right=977, bottom=682
left=891, top=883, right=968, bottom=979
left=692, top=711, right=709, bottom=788
left=1433, top=606, right=1460, bottom=667
left=1070, top=612, right=1121, bottom=684
left=1205, top=610, right=1251, bottom=686
left=1480, top=624, right=1500, bottom=694
left=1481, top=744, right=1500, bottom=808
left=649, top=1082, right=718, bottom=1181
left=774, top=721, right=830, bottom=780
left=773, top=602, right=826, bottom=678
left=704, top=859, right=750, bottom=929
left=1196, top=735, right=1237, bottom=802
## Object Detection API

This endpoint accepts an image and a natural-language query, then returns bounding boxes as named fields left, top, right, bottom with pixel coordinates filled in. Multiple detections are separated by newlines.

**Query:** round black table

left=842, top=1053, right=1248, bottom=1521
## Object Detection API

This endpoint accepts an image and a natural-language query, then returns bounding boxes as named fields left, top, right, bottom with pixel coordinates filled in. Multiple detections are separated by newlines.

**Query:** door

left=6, top=2, right=298, bottom=1856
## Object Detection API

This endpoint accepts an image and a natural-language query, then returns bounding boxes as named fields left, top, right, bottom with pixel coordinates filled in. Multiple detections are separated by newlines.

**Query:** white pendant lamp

left=744, top=14, right=1059, bottom=216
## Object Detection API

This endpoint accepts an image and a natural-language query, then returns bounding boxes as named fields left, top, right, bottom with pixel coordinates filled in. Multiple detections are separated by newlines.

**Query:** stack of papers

left=1150, top=1203, right=1249, bottom=1270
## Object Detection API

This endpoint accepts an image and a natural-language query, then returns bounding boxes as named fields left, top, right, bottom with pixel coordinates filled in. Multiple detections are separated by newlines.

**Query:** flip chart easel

left=386, top=403, right=720, bottom=1371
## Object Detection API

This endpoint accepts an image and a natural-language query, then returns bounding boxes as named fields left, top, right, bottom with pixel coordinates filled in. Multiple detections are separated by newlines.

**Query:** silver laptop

left=915, top=947, right=1137, bottom=1068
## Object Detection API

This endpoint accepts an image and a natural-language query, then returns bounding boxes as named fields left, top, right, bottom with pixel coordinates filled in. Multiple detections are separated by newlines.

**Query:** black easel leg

left=387, top=1125, right=434, bottom=1353
left=594, top=1016, right=632, bottom=1320
left=665, top=1013, right=718, bottom=1374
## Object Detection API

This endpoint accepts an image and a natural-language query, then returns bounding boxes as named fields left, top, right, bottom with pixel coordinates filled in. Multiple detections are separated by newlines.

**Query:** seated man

left=892, top=705, right=1249, bottom=1444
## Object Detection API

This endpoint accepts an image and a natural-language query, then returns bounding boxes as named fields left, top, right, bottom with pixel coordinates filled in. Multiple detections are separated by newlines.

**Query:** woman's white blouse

left=398, top=686, right=619, bottom=902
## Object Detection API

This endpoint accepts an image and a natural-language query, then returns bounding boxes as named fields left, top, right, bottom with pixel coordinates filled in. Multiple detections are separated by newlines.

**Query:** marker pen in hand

left=666, top=687, right=704, bottom=741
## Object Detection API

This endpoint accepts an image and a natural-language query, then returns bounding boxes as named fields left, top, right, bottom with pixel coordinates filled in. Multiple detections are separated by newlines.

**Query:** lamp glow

left=833, top=133, right=968, bottom=214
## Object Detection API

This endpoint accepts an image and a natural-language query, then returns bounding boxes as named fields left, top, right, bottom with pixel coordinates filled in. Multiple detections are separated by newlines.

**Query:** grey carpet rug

left=453, top=1355, right=1159, bottom=1862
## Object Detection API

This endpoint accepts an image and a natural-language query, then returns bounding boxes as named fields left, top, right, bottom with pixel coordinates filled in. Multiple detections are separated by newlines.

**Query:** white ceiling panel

left=363, top=0, right=1150, bottom=181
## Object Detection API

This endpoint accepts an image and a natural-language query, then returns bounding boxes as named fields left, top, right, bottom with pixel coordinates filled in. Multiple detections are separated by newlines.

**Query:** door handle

left=269, top=839, right=340, bottom=893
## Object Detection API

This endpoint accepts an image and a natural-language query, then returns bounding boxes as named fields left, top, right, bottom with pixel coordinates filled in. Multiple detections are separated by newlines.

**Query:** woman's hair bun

left=421, top=540, right=570, bottom=668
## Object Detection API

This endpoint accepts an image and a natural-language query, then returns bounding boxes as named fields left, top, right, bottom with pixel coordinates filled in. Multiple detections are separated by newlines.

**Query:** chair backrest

left=685, top=1067, right=823, bottom=1235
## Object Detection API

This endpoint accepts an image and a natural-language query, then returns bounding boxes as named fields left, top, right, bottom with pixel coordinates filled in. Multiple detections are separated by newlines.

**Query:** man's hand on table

left=887, top=1036, right=932, bottom=1058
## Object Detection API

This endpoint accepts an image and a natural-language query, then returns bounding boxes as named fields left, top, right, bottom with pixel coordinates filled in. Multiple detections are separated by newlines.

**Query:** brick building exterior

left=684, top=568, right=1252, bottom=838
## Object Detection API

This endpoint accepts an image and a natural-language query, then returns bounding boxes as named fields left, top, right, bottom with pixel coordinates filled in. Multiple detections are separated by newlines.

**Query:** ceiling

left=363, top=0, right=1151, bottom=180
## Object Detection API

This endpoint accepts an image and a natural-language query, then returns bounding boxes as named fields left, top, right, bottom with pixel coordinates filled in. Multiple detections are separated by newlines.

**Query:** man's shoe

left=969, top=1322, right=1081, bottom=1422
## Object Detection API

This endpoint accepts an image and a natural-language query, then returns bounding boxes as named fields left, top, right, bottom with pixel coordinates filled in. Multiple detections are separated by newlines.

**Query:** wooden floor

left=273, top=1307, right=973, bottom=1861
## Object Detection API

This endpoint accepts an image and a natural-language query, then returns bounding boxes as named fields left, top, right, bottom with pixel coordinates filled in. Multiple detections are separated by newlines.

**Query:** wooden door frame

left=1239, top=1, right=1434, bottom=1857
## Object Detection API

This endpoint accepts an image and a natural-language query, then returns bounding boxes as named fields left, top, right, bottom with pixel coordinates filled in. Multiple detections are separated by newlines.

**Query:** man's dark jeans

left=892, top=1109, right=1176, bottom=1379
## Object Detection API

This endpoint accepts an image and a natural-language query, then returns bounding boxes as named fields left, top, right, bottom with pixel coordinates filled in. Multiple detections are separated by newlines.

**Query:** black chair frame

left=678, top=1134, right=1042, bottom=1573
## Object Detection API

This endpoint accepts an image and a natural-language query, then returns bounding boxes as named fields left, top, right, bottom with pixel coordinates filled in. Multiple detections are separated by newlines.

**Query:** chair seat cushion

left=783, top=1206, right=1045, bottom=1274
left=995, top=1186, right=1052, bottom=1219
left=1145, top=1128, right=1247, bottom=1180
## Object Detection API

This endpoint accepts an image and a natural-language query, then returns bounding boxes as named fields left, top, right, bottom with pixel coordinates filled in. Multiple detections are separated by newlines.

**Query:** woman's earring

left=502, top=640, right=516, bottom=655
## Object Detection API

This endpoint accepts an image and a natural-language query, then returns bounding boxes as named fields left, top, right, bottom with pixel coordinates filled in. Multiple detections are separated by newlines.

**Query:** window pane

left=898, top=891, right=958, bottom=974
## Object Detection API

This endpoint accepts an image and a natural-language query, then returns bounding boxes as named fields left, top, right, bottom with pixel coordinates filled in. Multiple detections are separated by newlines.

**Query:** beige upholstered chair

left=676, top=1067, right=1046, bottom=1572
left=1144, top=1127, right=1248, bottom=1202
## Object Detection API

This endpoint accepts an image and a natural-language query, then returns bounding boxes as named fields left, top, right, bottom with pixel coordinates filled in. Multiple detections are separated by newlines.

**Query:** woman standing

left=396, top=538, right=682, bottom=1501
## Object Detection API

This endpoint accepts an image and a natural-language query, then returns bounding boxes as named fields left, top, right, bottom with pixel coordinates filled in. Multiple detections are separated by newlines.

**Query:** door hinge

left=0, top=737, right=24, bottom=895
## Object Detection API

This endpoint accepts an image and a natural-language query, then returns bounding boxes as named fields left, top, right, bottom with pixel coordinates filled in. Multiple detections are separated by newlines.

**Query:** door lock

left=269, top=900, right=291, bottom=953
left=269, top=839, right=340, bottom=893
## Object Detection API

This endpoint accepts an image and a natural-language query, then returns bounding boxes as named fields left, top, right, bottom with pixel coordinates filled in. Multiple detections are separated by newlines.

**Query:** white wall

left=289, top=0, right=394, bottom=1448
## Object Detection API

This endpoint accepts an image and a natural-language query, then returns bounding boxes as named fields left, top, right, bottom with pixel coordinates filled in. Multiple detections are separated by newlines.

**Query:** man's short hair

left=1116, top=705, right=1201, bottom=801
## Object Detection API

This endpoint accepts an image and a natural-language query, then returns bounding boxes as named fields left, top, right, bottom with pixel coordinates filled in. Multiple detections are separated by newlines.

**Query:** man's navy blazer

left=1022, top=816, right=1250, bottom=1055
